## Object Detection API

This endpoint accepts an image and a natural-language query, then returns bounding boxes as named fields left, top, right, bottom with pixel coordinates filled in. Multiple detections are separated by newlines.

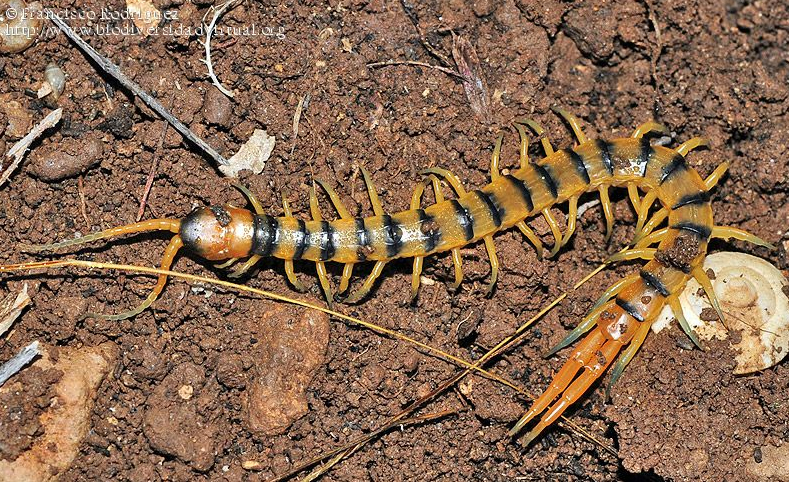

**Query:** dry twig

left=0, top=109, right=62, bottom=188
left=0, top=341, right=40, bottom=388
left=45, top=10, right=229, bottom=167
left=201, top=0, right=241, bottom=98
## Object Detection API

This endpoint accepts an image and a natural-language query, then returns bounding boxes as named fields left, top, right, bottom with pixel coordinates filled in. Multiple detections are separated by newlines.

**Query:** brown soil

left=1, top=0, right=787, bottom=480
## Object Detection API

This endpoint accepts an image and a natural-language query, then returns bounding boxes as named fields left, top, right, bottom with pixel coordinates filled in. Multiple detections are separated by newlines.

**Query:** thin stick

left=0, top=341, right=40, bottom=387
left=137, top=95, right=174, bottom=221
left=1, top=108, right=63, bottom=188
left=44, top=10, right=229, bottom=167
left=366, top=60, right=464, bottom=80
left=201, top=0, right=241, bottom=98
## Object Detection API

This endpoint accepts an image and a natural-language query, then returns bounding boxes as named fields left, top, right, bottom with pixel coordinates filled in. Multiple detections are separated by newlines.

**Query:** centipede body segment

left=17, top=110, right=773, bottom=443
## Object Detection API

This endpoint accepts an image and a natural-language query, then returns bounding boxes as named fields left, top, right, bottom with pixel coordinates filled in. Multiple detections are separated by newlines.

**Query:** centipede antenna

left=19, top=218, right=182, bottom=253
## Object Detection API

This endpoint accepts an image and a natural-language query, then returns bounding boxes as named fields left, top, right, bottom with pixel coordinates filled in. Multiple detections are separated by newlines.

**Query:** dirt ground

left=1, top=0, right=787, bottom=480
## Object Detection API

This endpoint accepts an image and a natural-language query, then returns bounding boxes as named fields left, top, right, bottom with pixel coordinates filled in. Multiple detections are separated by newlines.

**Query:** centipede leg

left=490, top=133, right=504, bottom=180
left=361, top=167, right=385, bottom=215
left=315, top=179, right=352, bottom=219
left=598, top=185, right=614, bottom=241
left=711, top=226, right=775, bottom=249
left=482, top=236, right=499, bottom=295
left=282, top=194, right=306, bottom=292
left=409, top=176, right=440, bottom=301
left=627, top=184, right=641, bottom=215
left=590, top=272, right=641, bottom=311
left=515, top=117, right=555, bottom=155
left=450, top=248, right=463, bottom=289
left=676, top=136, right=710, bottom=156
left=545, top=302, right=611, bottom=356
left=541, top=208, right=564, bottom=258
left=631, top=121, right=669, bottom=138
left=421, top=167, right=468, bottom=196
left=561, top=196, right=579, bottom=247
left=552, top=107, right=588, bottom=144
left=635, top=227, right=669, bottom=248
left=518, top=338, right=622, bottom=445
left=411, top=256, right=424, bottom=301
left=668, top=295, right=703, bottom=349
left=509, top=329, right=607, bottom=437
left=516, top=221, right=544, bottom=260
left=85, top=235, right=184, bottom=321
left=634, top=206, right=668, bottom=243
left=228, top=255, right=262, bottom=278
left=233, top=184, right=265, bottom=214
left=704, top=161, right=730, bottom=190
left=344, top=260, right=387, bottom=303
left=635, top=191, right=658, bottom=235
left=512, top=122, right=530, bottom=169
left=339, top=263, right=354, bottom=294
left=605, top=247, right=657, bottom=263
left=606, top=321, right=651, bottom=397
left=214, top=258, right=238, bottom=269
left=310, top=185, right=334, bottom=307
left=692, top=266, right=725, bottom=324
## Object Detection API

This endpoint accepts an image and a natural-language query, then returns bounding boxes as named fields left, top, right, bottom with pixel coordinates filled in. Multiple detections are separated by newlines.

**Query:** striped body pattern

left=24, top=111, right=771, bottom=443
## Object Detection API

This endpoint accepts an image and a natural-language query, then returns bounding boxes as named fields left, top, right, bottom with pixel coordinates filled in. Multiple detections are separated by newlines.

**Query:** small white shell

left=43, top=63, right=66, bottom=100
left=653, top=252, right=789, bottom=374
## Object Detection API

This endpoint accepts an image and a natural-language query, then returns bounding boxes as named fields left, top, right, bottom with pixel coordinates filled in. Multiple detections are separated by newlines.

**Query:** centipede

left=10, top=108, right=774, bottom=444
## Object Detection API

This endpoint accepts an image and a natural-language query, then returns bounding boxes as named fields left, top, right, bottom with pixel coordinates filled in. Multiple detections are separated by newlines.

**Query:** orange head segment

left=179, top=206, right=255, bottom=261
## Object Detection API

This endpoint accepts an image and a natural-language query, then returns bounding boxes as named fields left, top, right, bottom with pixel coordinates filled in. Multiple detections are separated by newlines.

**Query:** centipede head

left=179, top=205, right=255, bottom=261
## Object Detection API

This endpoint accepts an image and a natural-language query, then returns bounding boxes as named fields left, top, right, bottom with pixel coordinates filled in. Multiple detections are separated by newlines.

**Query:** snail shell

left=653, top=252, right=789, bottom=374
left=0, top=0, right=43, bottom=54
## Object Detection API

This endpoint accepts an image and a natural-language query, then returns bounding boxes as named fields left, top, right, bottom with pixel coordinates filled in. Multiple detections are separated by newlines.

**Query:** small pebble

left=241, top=460, right=262, bottom=471
left=29, top=136, right=104, bottom=182
left=203, top=87, right=233, bottom=127
left=0, top=97, right=32, bottom=140
left=177, top=384, right=193, bottom=400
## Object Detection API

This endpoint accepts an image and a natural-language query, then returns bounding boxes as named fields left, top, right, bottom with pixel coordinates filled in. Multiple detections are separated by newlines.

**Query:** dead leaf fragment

left=451, top=34, right=491, bottom=124
left=0, top=284, right=30, bottom=337
left=219, top=129, right=275, bottom=177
